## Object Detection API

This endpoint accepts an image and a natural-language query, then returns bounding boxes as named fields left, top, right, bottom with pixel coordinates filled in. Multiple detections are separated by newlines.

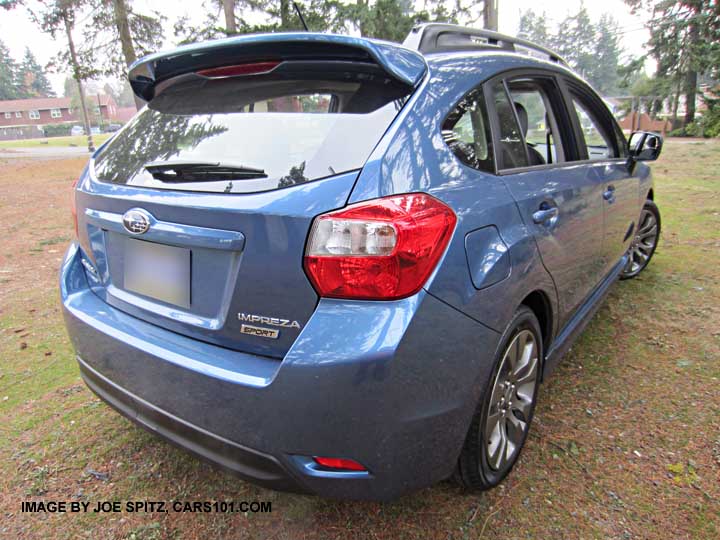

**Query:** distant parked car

left=90, top=127, right=102, bottom=135
left=105, top=123, right=122, bottom=133
left=70, top=125, right=84, bottom=136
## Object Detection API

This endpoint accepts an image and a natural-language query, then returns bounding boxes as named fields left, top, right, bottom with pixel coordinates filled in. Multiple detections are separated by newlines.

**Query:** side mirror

left=628, top=131, right=663, bottom=162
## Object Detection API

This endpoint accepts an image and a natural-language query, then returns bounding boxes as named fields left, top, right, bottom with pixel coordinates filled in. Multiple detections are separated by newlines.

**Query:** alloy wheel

left=484, top=329, right=539, bottom=471
left=623, top=208, right=659, bottom=278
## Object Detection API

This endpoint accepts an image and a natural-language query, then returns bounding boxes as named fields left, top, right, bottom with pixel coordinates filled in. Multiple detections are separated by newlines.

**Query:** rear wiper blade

left=145, top=161, right=267, bottom=182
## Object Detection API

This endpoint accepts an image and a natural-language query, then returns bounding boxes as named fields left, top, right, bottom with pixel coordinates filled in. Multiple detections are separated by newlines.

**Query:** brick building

left=0, top=95, right=119, bottom=140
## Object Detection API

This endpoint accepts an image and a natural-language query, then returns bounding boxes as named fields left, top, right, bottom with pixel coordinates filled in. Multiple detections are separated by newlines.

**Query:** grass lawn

left=0, top=140, right=718, bottom=539
left=0, top=134, right=112, bottom=149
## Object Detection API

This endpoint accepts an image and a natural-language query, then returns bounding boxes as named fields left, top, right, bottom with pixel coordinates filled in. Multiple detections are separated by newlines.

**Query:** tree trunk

left=683, top=22, right=699, bottom=127
left=223, top=0, right=236, bottom=35
left=671, top=85, right=681, bottom=130
left=483, top=0, right=498, bottom=31
left=62, top=11, right=94, bottom=153
left=683, top=69, right=698, bottom=127
left=111, top=0, right=143, bottom=110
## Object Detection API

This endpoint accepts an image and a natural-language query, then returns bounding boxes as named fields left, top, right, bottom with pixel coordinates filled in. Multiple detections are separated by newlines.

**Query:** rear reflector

left=304, top=193, right=456, bottom=300
left=313, top=457, right=367, bottom=471
left=196, top=61, right=280, bottom=78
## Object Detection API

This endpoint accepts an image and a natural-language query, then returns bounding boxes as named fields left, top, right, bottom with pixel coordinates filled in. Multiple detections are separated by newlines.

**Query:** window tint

left=571, top=98, right=614, bottom=160
left=239, top=93, right=333, bottom=113
left=442, top=87, right=494, bottom=172
left=506, top=81, right=564, bottom=166
left=491, top=82, right=529, bottom=169
left=93, top=74, right=410, bottom=194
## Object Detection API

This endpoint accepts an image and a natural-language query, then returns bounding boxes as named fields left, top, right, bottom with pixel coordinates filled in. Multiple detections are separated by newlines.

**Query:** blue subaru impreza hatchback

left=60, top=24, right=662, bottom=500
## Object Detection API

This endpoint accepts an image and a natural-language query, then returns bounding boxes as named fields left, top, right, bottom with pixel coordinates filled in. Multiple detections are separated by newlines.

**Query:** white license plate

left=124, top=238, right=191, bottom=308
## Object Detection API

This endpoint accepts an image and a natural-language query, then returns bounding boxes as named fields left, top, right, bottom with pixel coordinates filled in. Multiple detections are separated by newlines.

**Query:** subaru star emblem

left=122, top=208, right=152, bottom=235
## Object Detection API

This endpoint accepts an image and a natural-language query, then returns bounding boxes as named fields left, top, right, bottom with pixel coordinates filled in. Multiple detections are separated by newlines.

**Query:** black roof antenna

left=293, top=2, right=309, bottom=31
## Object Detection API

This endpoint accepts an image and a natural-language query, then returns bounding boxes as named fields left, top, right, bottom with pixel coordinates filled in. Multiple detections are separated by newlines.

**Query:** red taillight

left=303, top=193, right=457, bottom=300
left=71, top=177, right=78, bottom=237
left=196, top=61, right=280, bottom=78
left=313, top=457, right=367, bottom=471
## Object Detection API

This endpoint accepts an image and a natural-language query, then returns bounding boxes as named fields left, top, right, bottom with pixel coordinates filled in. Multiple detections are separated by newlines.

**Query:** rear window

left=93, top=72, right=411, bottom=194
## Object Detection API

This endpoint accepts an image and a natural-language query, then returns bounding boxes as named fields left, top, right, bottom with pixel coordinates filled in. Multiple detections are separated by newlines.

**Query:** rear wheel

left=621, top=200, right=660, bottom=280
left=455, top=306, right=541, bottom=490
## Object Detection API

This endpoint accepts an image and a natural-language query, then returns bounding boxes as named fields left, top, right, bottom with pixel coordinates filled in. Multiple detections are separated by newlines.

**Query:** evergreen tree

left=81, top=0, right=165, bottom=80
left=553, top=5, right=596, bottom=80
left=625, top=0, right=720, bottom=127
left=18, top=47, right=55, bottom=97
left=519, top=7, right=624, bottom=96
left=0, top=39, right=20, bottom=100
left=586, top=15, right=622, bottom=94
left=518, top=10, right=551, bottom=48
left=174, top=0, right=477, bottom=46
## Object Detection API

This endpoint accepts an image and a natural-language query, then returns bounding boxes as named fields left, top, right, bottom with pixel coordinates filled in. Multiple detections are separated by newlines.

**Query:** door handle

left=532, top=206, right=559, bottom=224
left=603, top=185, right=616, bottom=202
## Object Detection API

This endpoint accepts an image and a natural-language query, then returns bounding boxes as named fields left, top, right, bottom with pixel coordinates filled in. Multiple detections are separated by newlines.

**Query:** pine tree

left=81, top=0, right=164, bottom=80
left=518, top=10, right=551, bottom=49
left=0, top=39, right=19, bottom=100
left=18, top=48, right=55, bottom=97
left=553, top=5, right=596, bottom=80
left=625, top=0, right=720, bottom=128
left=586, top=15, right=622, bottom=95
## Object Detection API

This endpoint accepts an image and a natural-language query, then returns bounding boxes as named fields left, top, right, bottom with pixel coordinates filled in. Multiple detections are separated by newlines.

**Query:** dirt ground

left=0, top=141, right=718, bottom=539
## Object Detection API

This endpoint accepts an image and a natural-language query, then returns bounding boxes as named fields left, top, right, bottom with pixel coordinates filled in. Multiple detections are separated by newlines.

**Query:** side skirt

left=543, top=254, right=628, bottom=379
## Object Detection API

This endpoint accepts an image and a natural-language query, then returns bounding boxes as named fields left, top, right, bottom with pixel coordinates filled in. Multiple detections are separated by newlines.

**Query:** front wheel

left=621, top=200, right=661, bottom=280
left=454, top=306, right=542, bottom=490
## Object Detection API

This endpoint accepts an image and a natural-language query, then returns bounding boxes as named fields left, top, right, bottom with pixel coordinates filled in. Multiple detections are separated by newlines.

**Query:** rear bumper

left=61, top=242, right=500, bottom=500
left=78, top=356, right=301, bottom=491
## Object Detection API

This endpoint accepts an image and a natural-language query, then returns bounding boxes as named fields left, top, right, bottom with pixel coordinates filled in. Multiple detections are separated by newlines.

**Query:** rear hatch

left=75, top=34, right=425, bottom=359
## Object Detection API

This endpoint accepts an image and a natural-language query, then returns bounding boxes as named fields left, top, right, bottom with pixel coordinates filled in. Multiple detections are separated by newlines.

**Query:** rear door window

left=505, top=79, right=566, bottom=166
left=490, top=81, right=529, bottom=169
left=93, top=72, right=411, bottom=194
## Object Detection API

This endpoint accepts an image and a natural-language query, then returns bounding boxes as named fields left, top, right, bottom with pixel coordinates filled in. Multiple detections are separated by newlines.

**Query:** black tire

left=454, top=306, right=542, bottom=490
left=621, top=199, right=661, bottom=280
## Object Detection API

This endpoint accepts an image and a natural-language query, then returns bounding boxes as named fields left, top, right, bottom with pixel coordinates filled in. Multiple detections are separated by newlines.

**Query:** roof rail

left=403, top=23, right=568, bottom=67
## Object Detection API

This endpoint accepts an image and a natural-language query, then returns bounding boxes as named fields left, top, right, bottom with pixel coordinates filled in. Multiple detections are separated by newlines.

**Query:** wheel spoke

left=514, top=353, right=538, bottom=386
left=638, top=215, right=655, bottom=235
left=487, top=417, right=507, bottom=470
left=512, top=390, right=533, bottom=418
left=505, top=413, right=526, bottom=452
left=513, top=337, right=531, bottom=375
left=485, top=407, right=501, bottom=438
left=506, top=334, right=521, bottom=372
left=634, top=247, right=649, bottom=261
left=639, top=224, right=657, bottom=241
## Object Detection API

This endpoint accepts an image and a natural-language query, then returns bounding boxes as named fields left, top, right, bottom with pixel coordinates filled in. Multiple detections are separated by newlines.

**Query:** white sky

left=0, top=0, right=651, bottom=96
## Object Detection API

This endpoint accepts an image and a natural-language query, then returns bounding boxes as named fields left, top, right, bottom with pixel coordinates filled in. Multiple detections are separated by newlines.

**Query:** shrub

left=42, top=124, right=72, bottom=137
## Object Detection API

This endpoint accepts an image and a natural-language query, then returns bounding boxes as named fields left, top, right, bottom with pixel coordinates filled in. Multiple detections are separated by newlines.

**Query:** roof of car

left=422, top=48, right=578, bottom=80
left=403, top=23, right=568, bottom=66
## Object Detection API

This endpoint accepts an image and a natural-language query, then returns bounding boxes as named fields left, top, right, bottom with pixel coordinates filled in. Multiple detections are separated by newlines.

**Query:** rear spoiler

left=128, top=33, right=427, bottom=102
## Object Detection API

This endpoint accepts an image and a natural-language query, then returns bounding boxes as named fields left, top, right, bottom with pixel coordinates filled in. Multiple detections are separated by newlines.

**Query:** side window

left=506, top=79, right=566, bottom=166
left=442, top=87, right=494, bottom=173
left=491, top=82, right=529, bottom=169
left=571, top=96, right=615, bottom=160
